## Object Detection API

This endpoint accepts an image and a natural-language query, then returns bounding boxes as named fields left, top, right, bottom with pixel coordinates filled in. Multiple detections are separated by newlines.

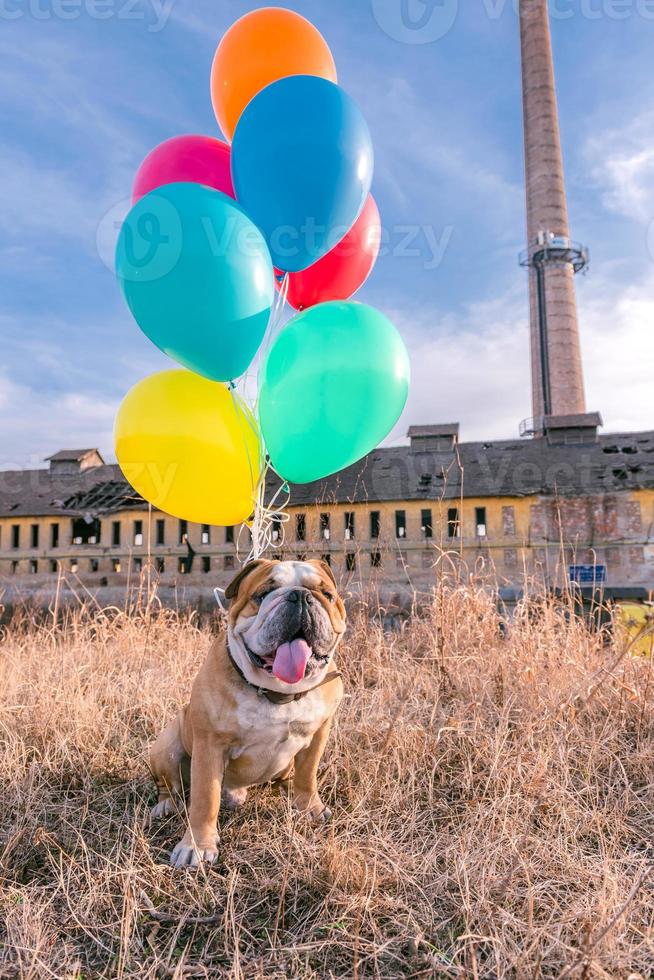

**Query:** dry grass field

left=1, top=585, right=654, bottom=978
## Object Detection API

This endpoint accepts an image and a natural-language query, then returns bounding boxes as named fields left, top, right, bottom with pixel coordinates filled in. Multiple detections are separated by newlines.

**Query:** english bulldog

left=149, top=558, right=347, bottom=868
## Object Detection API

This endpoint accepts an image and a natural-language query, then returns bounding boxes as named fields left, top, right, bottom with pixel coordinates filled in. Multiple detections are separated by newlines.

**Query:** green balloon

left=259, top=301, right=410, bottom=484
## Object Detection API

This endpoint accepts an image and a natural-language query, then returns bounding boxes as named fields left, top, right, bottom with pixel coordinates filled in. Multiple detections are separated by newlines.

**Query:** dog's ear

left=309, top=558, right=337, bottom=589
left=224, top=559, right=274, bottom=602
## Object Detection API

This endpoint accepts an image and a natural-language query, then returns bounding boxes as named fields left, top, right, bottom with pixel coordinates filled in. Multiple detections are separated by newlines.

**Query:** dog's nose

left=287, top=588, right=312, bottom=605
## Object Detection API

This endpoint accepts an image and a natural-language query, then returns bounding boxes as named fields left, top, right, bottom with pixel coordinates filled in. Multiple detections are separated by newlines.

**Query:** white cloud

left=386, top=287, right=531, bottom=443
left=587, top=111, right=654, bottom=224
left=580, top=274, right=654, bottom=433
left=385, top=269, right=653, bottom=445
left=0, top=373, right=116, bottom=469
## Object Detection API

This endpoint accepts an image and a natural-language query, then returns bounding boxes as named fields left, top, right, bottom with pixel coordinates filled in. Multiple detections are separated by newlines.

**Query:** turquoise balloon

left=116, top=182, right=274, bottom=382
left=259, top=302, right=410, bottom=484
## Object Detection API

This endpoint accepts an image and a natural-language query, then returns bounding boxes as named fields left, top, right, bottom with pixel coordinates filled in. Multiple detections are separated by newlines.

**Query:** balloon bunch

left=114, top=7, right=411, bottom=537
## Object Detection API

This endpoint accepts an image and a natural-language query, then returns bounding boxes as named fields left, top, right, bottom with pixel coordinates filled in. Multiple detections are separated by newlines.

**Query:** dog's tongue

left=273, top=638, right=312, bottom=684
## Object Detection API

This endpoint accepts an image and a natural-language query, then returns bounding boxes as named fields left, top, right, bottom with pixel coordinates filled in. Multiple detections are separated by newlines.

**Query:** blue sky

left=1, top=0, right=653, bottom=469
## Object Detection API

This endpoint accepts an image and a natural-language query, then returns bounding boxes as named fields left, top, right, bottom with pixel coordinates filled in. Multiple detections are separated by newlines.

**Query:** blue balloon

left=231, top=76, right=374, bottom=273
left=115, top=182, right=274, bottom=382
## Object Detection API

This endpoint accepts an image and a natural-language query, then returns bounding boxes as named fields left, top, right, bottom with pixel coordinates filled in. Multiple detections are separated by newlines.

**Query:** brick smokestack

left=519, top=0, right=587, bottom=421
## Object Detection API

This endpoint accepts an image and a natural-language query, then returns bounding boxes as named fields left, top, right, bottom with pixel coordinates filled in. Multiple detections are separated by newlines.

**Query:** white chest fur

left=225, top=691, right=330, bottom=788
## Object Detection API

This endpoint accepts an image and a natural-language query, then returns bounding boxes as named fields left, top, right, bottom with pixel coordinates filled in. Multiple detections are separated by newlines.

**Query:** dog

left=149, top=558, right=347, bottom=867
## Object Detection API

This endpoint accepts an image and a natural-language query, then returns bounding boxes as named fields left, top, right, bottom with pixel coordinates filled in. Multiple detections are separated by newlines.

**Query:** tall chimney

left=519, top=0, right=588, bottom=425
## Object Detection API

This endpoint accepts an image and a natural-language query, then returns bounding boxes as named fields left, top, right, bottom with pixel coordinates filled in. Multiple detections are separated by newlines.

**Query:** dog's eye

left=254, top=590, right=273, bottom=605
left=323, top=591, right=336, bottom=604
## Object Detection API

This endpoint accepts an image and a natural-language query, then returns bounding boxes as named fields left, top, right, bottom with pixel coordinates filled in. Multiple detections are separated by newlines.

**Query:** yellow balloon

left=114, top=370, right=261, bottom=526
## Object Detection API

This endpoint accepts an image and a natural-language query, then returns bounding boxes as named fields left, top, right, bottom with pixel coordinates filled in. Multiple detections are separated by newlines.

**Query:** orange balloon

left=211, top=8, right=337, bottom=142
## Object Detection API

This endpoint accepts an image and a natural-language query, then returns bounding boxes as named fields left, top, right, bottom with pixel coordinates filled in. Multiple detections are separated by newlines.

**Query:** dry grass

left=1, top=588, right=654, bottom=978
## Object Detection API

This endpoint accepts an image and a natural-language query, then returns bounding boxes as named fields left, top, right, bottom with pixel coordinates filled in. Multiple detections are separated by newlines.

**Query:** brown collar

left=226, top=643, right=340, bottom=705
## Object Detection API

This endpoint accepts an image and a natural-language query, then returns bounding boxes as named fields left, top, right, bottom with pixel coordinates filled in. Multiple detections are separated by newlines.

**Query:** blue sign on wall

left=569, top=564, right=607, bottom=585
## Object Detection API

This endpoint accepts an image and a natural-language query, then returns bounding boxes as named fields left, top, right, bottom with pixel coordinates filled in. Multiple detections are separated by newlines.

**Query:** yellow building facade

left=1, top=426, right=653, bottom=600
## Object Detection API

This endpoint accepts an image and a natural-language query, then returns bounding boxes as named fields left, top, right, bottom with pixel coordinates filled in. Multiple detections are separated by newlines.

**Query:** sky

left=1, top=0, right=653, bottom=470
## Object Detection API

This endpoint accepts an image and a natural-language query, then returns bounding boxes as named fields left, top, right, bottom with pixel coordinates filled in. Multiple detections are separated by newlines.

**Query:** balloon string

left=242, top=458, right=291, bottom=564
left=254, top=271, right=289, bottom=414
left=229, top=271, right=291, bottom=565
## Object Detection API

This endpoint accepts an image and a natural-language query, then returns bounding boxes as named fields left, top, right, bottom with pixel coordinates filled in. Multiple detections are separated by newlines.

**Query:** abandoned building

left=0, top=0, right=652, bottom=598
left=0, top=424, right=652, bottom=596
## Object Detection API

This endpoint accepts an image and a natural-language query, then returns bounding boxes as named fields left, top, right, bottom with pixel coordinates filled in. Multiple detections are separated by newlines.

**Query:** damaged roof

left=266, top=429, right=654, bottom=505
left=1, top=430, right=653, bottom=519
left=0, top=464, right=144, bottom=518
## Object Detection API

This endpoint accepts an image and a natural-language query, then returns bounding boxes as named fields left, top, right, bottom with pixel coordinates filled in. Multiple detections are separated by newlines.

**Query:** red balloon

left=282, top=195, right=381, bottom=311
left=132, top=135, right=235, bottom=203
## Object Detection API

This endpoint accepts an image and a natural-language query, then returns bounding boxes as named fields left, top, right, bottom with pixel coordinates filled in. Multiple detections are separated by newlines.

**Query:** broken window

left=49, top=559, right=58, bottom=573
left=89, top=559, right=99, bottom=573
left=504, top=549, right=518, bottom=569
left=112, top=558, right=121, bottom=573
left=224, top=555, right=235, bottom=570
left=201, top=525, right=211, bottom=545
left=345, top=553, right=356, bottom=571
left=271, top=515, right=282, bottom=543
left=447, top=508, right=460, bottom=539
left=72, top=518, right=101, bottom=545
left=10, top=560, right=18, bottom=575
left=370, top=550, right=382, bottom=568
left=395, top=510, right=407, bottom=539
left=155, top=557, right=165, bottom=573
left=11, top=525, right=20, bottom=549
left=296, top=513, right=306, bottom=541
left=179, top=520, right=188, bottom=545
left=421, top=509, right=433, bottom=539
left=51, top=523, right=60, bottom=548
left=178, top=556, right=188, bottom=575
left=202, top=556, right=211, bottom=574
left=502, top=506, right=516, bottom=537
left=225, top=526, right=234, bottom=544
left=475, top=507, right=487, bottom=538
left=30, top=524, right=39, bottom=549
left=70, top=559, right=79, bottom=573
left=344, top=512, right=355, bottom=540
left=156, top=519, right=165, bottom=546
left=320, top=513, right=331, bottom=540
left=112, top=521, right=121, bottom=546
left=133, top=520, right=143, bottom=546
left=133, top=557, right=143, bottom=573
left=30, top=559, right=38, bottom=574
left=370, top=511, right=381, bottom=540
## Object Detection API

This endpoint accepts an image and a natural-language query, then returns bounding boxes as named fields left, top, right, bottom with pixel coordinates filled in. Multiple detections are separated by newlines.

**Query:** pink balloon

left=132, top=135, right=235, bottom=203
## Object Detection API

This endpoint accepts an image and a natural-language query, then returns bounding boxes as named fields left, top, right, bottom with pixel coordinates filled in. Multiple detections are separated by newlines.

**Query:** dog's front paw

left=149, top=797, right=177, bottom=824
left=293, top=792, right=332, bottom=824
left=169, top=838, right=219, bottom=869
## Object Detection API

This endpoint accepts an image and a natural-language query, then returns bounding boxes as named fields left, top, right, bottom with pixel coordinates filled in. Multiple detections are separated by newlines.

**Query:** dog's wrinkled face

left=226, top=559, right=346, bottom=691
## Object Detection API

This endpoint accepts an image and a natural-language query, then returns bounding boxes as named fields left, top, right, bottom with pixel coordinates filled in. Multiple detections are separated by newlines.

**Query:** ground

left=1, top=587, right=653, bottom=978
